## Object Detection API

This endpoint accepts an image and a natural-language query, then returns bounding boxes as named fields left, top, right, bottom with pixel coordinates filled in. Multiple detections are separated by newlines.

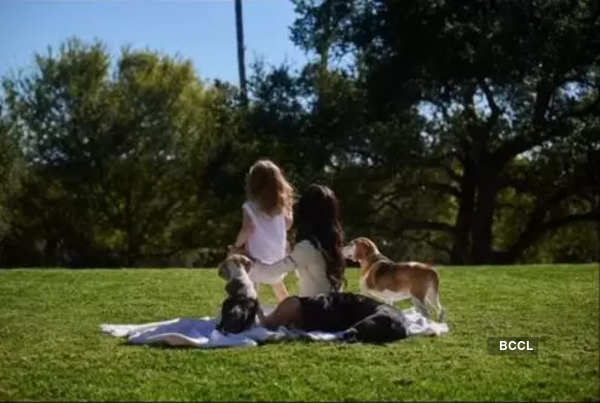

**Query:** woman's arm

left=248, top=243, right=309, bottom=284
left=248, top=256, right=297, bottom=284
left=233, top=208, right=254, bottom=248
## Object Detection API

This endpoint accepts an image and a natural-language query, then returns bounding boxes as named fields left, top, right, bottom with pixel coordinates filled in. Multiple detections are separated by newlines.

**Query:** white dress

left=243, top=201, right=287, bottom=265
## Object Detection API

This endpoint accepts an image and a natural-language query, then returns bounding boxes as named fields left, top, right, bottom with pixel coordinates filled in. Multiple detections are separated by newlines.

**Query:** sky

left=0, top=0, right=312, bottom=84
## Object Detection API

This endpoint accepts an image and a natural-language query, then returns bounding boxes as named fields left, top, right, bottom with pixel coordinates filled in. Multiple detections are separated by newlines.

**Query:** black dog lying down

left=342, top=303, right=407, bottom=343
left=216, top=254, right=263, bottom=334
left=269, top=292, right=409, bottom=343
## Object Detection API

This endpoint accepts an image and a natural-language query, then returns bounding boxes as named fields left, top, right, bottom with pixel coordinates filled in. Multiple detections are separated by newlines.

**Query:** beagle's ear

left=240, top=255, right=253, bottom=272
left=354, top=238, right=370, bottom=260
left=353, top=239, right=363, bottom=256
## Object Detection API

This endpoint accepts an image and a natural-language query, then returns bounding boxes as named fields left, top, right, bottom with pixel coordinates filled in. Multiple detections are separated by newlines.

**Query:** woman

left=248, top=184, right=407, bottom=343
left=248, top=183, right=345, bottom=297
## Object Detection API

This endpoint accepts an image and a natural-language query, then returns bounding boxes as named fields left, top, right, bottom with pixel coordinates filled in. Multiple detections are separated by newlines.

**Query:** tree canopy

left=289, top=0, right=600, bottom=264
left=1, top=1, right=599, bottom=267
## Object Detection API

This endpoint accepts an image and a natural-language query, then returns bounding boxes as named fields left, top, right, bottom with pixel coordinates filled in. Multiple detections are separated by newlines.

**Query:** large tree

left=2, top=38, right=237, bottom=266
left=291, top=0, right=600, bottom=264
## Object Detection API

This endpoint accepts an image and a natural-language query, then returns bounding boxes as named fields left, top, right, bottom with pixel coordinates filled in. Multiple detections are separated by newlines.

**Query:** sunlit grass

left=0, top=264, right=598, bottom=401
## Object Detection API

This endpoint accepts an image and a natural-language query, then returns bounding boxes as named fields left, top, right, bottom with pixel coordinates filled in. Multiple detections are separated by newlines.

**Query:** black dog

left=216, top=254, right=262, bottom=334
left=342, top=304, right=408, bottom=343
left=217, top=279, right=261, bottom=334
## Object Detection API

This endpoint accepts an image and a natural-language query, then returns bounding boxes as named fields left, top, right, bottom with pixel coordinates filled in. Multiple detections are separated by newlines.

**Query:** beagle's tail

left=427, top=271, right=446, bottom=323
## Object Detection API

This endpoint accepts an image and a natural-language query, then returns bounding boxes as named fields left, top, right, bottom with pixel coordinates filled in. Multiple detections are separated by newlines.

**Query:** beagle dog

left=216, top=254, right=263, bottom=334
left=342, top=237, right=445, bottom=322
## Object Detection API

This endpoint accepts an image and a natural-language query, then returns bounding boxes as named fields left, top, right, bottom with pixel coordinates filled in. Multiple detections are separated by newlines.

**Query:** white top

left=248, top=240, right=335, bottom=297
left=243, top=201, right=286, bottom=265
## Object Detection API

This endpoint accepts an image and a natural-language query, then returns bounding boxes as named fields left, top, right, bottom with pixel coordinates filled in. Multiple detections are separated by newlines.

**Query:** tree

left=0, top=104, right=25, bottom=257
left=291, top=0, right=600, bottom=264
left=2, top=38, right=239, bottom=266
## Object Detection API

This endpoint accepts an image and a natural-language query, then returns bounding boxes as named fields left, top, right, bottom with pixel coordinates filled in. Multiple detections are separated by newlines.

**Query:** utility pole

left=235, top=0, right=248, bottom=106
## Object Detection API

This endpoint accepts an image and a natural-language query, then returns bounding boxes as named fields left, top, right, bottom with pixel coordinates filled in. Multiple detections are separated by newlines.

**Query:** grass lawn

left=0, top=264, right=598, bottom=401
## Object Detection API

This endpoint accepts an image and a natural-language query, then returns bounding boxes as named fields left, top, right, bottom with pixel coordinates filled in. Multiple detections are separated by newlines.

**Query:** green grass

left=0, top=264, right=598, bottom=401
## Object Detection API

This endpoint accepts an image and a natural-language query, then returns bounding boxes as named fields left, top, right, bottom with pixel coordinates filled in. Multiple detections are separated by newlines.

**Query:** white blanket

left=100, top=307, right=448, bottom=349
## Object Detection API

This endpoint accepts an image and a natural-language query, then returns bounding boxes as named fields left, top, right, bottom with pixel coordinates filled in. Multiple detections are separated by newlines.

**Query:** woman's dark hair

left=295, top=184, right=346, bottom=292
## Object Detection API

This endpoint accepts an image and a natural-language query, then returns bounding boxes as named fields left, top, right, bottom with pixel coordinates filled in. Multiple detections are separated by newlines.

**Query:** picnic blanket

left=100, top=307, right=448, bottom=349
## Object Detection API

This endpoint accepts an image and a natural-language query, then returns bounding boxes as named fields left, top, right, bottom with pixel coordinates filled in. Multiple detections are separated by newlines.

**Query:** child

left=232, top=160, right=294, bottom=302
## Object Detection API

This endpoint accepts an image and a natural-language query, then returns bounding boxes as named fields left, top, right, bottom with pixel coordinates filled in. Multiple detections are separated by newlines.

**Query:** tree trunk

left=234, top=0, right=247, bottom=106
left=470, top=181, right=499, bottom=264
left=450, top=165, right=476, bottom=264
left=450, top=155, right=502, bottom=265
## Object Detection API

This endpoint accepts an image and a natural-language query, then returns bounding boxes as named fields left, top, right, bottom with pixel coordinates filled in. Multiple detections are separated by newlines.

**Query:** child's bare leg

left=272, top=281, right=289, bottom=302
left=260, top=297, right=302, bottom=330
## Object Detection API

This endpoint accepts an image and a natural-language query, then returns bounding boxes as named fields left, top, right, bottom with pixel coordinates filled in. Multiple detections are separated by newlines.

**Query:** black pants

left=296, top=292, right=407, bottom=343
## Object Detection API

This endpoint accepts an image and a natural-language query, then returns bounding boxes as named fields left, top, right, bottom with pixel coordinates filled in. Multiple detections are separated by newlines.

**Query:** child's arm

left=234, top=209, right=254, bottom=249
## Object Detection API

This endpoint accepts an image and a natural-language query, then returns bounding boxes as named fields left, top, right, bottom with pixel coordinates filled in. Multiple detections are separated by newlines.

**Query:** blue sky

left=0, top=0, right=312, bottom=84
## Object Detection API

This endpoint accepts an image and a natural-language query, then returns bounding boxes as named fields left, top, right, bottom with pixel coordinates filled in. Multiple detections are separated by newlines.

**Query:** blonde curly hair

left=245, top=160, right=294, bottom=216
